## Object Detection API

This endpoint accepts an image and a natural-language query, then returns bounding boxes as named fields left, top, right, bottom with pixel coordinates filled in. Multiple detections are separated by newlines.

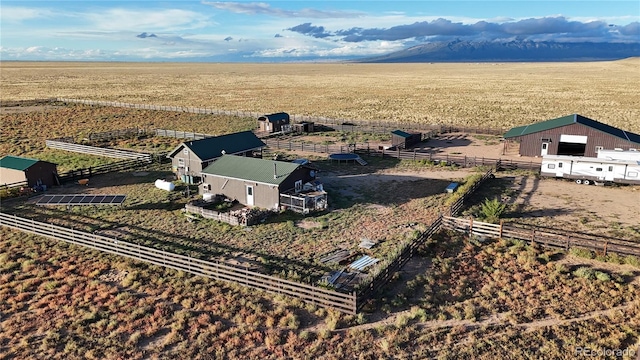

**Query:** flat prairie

left=1, top=59, right=639, bottom=132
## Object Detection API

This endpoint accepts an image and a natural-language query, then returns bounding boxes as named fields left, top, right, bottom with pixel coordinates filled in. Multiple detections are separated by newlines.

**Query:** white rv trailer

left=541, top=155, right=640, bottom=185
left=597, top=149, right=640, bottom=162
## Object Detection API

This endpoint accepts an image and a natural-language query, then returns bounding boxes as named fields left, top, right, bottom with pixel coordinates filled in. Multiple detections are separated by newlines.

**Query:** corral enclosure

left=1, top=59, right=639, bottom=132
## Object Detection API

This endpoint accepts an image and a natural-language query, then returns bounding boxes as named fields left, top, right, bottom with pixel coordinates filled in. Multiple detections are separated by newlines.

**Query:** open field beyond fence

left=1, top=61, right=639, bottom=133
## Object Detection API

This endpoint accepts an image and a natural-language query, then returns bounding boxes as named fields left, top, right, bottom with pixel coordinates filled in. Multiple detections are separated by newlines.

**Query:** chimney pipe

left=274, top=163, right=277, bottom=179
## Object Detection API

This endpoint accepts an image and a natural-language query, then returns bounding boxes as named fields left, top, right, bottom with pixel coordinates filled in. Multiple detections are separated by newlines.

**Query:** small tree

left=478, top=198, right=506, bottom=223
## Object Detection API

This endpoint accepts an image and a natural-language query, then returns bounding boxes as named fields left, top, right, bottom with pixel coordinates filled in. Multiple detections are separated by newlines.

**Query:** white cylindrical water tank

left=155, top=179, right=175, bottom=191
left=203, top=193, right=214, bottom=202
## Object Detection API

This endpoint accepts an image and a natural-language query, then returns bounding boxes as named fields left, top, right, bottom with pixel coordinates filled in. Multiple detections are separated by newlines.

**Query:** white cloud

left=84, top=8, right=212, bottom=32
left=0, top=6, right=55, bottom=23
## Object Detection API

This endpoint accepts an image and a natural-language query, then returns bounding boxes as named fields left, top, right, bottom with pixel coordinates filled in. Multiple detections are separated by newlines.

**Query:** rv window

left=596, top=168, right=603, bottom=172
left=558, top=163, right=563, bottom=168
left=608, top=166, right=613, bottom=171
left=547, top=164, right=555, bottom=169
left=595, top=146, right=603, bottom=152
left=628, top=172, right=638, bottom=178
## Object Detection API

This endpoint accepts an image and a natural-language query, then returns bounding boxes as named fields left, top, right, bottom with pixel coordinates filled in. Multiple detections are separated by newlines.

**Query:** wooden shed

left=504, top=114, right=640, bottom=157
left=292, top=122, right=315, bottom=134
left=201, top=155, right=325, bottom=211
left=258, top=112, right=290, bottom=133
left=167, top=131, right=266, bottom=183
left=0, top=155, right=58, bottom=188
left=391, top=130, right=422, bottom=149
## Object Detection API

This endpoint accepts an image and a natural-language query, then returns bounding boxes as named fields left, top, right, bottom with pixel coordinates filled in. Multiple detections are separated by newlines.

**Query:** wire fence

left=54, top=97, right=506, bottom=136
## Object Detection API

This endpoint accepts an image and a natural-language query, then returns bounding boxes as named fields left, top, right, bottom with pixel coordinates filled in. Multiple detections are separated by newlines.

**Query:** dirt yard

left=494, top=173, right=640, bottom=240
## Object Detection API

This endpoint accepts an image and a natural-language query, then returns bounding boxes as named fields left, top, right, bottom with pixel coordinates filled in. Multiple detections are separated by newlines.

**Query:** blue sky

left=1, top=1, right=639, bottom=61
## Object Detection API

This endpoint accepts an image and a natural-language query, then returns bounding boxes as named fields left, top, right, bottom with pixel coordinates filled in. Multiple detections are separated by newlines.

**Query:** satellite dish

left=221, top=150, right=226, bottom=155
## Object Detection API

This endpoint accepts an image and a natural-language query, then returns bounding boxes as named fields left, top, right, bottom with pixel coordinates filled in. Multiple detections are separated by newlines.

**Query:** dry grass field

left=1, top=59, right=639, bottom=132
left=2, top=60, right=640, bottom=358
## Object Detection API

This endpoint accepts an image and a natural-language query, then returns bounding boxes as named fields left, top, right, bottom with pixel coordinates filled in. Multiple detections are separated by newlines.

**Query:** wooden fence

left=442, top=216, right=640, bottom=257
left=46, top=140, right=152, bottom=161
left=263, top=138, right=540, bottom=171
left=88, top=127, right=147, bottom=142
left=154, top=129, right=216, bottom=140
left=55, top=97, right=506, bottom=136
left=56, top=158, right=154, bottom=184
left=0, top=212, right=357, bottom=314
left=356, top=169, right=495, bottom=306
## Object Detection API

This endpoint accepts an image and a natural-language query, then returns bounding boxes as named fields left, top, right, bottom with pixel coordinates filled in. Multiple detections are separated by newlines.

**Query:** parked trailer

left=541, top=155, right=640, bottom=185
left=597, top=149, right=640, bottom=162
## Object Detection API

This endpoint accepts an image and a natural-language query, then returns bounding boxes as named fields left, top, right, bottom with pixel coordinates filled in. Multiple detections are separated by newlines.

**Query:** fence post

left=603, top=241, right=608, bottom=257
left=499, top=219, right=504, bottom=239
left=469, top=217, right=474, bottom=240
left=531, top=229, right=536, bottom=246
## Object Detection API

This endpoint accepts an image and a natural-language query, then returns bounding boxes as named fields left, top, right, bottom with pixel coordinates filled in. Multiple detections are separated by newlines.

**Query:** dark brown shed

left=0, top=155, right=58, bottom=188
left=503, top=114, right=640, bottom=157
left=391, top=130, right=422, bottom=149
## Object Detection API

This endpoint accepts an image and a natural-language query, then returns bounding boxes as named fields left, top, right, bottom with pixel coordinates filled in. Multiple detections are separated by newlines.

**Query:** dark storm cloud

left=136, top=32, right=157, bottom=38
left=618, top=22, right=640, bottom=36
left=287, top=23, right=332, bottom=38
left=287, top=16, right=638, bottom=43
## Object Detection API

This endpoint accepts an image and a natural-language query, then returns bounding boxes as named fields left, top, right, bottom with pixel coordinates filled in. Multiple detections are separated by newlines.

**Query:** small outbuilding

left=167, top=131, right=266, bottom=182
left=0, top=155, right=58, bottom=188
left=201, top=155, right=326, bottom=212
left=292, top=121, right=315, bottom=134
left=258, top=112, right=290, bottom=133
left=504, top=114, right=640, bottom=157
left=391, top=130, right=422, bottom=149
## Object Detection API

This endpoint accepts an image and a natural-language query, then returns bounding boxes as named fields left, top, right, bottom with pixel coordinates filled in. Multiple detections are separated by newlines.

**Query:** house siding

left=204, top=176, right=280, bottom=209
left=201, top=166, right=316, bottom=209
left=1, top=161, right=58, bottom=187
left=170, top=145, right=206, bottom=175
left=513, top=123, right=640, bottom=157
left=0, top=168, right=27, bottom=185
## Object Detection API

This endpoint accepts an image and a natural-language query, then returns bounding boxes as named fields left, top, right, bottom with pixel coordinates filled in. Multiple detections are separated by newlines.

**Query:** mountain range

left=357, top=40, right=640, bottom=62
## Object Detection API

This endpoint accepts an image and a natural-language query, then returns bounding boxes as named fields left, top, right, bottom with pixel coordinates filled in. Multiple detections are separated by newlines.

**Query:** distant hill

left=358, top=40, right=640, bottom=62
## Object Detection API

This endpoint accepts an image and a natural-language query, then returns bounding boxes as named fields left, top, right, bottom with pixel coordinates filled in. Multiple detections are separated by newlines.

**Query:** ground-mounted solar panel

left=35, top=194, right=126, bottom=206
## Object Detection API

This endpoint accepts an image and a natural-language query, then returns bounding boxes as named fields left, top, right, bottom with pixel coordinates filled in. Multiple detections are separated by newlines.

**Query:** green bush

left=573, top=267, right=595, bottom=280
left=477, top=198, right=506, bottom=223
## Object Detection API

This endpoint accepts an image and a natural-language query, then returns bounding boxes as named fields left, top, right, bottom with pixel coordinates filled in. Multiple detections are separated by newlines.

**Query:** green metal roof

left=168, top=131, right=266, bottom=161
left=0, top=155, right=39, bottom=171
left=202, top=155, right=301, bottom=185
left=391, top=130, right=413, bottom=138
left=504, top=114, right=640, bottom=144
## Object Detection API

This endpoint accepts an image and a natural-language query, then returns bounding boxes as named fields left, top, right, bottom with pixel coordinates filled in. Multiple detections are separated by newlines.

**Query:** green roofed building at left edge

left=0, top=155, right=58, bottom=188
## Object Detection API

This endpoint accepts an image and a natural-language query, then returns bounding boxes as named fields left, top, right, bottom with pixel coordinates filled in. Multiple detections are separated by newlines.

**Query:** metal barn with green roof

left=201, top=155, right=324, bottom=211
left=503, top=114, right=640, bottom=157
left=0, top=155, right=58, bottom=188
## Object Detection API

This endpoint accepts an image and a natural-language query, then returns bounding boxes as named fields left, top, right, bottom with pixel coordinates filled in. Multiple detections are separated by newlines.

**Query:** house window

left=547, top=164, right=555, bottom=169
left=295, top=180, right=303, bottom=193
left=183, top=148, right=189, bottom=155
left=178, top=158, right=185, bottom=166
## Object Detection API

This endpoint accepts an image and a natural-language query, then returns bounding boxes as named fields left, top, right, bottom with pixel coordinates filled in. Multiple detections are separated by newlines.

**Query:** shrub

left=573, top=267, right=595, bottom=280
left=569, top=248, right=594, bottom=259
left=594, top=271, right=611, bottom=282
left=477, top=198, right=506, bottom=223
